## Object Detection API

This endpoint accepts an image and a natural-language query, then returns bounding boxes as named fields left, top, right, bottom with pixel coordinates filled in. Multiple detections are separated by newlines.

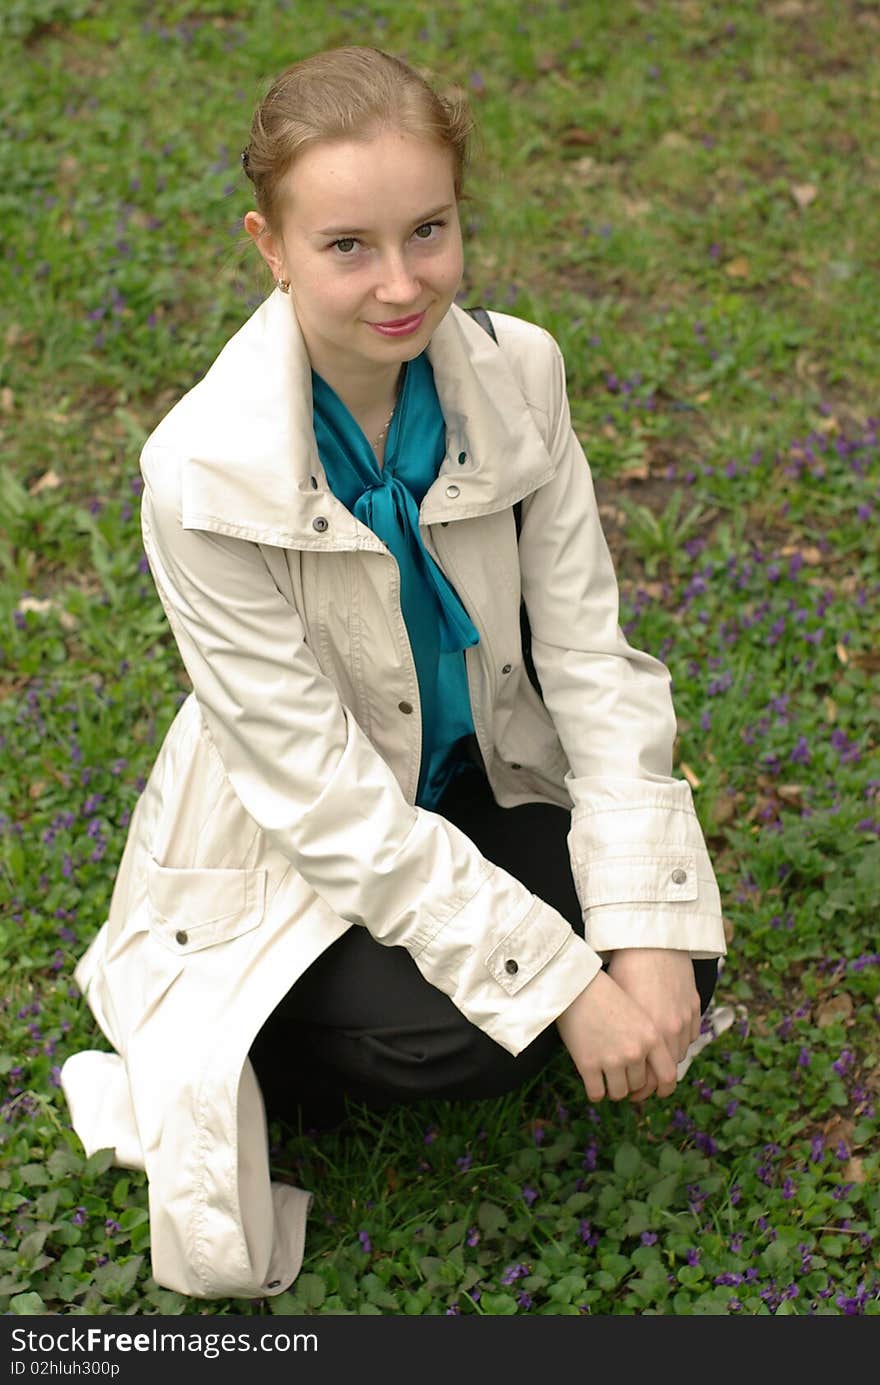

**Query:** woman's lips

left=367, top=310, right=426, bottom=338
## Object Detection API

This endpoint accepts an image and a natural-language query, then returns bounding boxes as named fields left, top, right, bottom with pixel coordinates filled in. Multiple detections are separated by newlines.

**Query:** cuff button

left=504, top=958, right=519, bottom=975
left=671, top=868, right=688, bottom=884
left=175, top=930, right=188, bottom=945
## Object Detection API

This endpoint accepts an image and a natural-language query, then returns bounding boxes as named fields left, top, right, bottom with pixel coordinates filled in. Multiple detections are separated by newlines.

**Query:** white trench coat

left=61, top=291, right=725, bottom=1300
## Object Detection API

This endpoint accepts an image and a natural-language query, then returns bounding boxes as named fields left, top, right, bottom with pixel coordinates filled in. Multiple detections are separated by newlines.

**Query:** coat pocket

left=146, top=857, right=267, bottom=954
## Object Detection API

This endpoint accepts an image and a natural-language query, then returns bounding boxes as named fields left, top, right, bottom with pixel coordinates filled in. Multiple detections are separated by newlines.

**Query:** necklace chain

left=370, top=366, right=405, bottom=451
left=371, top=406, right=395, bottom=450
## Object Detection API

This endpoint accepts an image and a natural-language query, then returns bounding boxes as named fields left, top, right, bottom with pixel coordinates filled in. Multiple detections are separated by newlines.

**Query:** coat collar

left=150, top=289, right=554, bottom=550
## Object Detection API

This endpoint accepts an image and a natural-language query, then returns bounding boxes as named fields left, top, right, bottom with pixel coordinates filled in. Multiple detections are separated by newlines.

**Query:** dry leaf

left=710, top=796, right=738, bottom=828
left=836, top=643, right=849, bottom=665
left=779, top=543, right=822, bottom=564
left=0, top=387, right=13, bottom=415
left=820, top=1114, right=855, bottom=1145
left=572, top=155, right=598, bottom=180
left=561, top=127, right=598, bottom=147
left=680, top=762, right=701, bottom=789
left=776, top=783, right=804, bottom=806
left=824, top=697, right=838, bottom=722
left=791, top=182, right=818, bottom=209
left=850, top=648, right=880, bottom=673
left=696, top=389, right=712, bottom=403
left=816, top=414, right=839, bottom=434
left=789, top=271, right=811, bottom=289
left=620, top=464, right=650, bottom=481
left=29, top=469, right=63, bottom=495
left=16, top=597, right=54, bottom=616
left=659, top=131, right=691, bottom=150
left=724, top=257, right=750, bottom=279
left=28, top=780, right=47, bottom=800
left=816, top=992, right=854, bottom=1028
left=844, top=1157, right=866, bottom=1184
left=723, top=915, right=735, bottom=943
left=758, top=109, right=782, bottom=134
left=602, top=423, right=618, bottom=439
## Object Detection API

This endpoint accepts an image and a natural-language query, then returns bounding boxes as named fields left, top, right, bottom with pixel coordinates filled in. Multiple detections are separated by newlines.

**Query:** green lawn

left=1, top=0, right=878, bottom=1316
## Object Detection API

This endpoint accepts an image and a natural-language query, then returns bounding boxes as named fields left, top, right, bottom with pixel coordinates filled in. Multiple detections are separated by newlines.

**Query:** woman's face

left=248, top=129, right=464, bottom=382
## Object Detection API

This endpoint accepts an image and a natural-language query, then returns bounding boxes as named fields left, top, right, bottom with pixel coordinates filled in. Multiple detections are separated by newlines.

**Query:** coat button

left=312, top=516, right=328, bottom=532
left=309, top=475, right=318, bottom=489
left=445, top=484, right=460, bottom=498
left=501, top=663, right=512, bottom=674
left=510, top=762, right=522, bottom=770
left=671, top=868, right=688, bottom=884
left=457, top=451, right=467, bottom=465
left=398, top=701, right=414, bottom=714
left=505, top=959, right=519, bottom=975
left=266, top=1280, right=281, bottom=1290
left=175, top=930, right=188, bottom=945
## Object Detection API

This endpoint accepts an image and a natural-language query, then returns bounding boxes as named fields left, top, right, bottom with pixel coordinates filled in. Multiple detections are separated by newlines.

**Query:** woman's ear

left=243, top=210, right=285, bottom=281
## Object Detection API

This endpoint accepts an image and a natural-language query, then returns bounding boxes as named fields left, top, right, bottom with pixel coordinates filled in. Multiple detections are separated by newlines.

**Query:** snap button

left=671, top=868, right=688, bottom=885
left=504, top=959, right=519, bottom=975
left=441, top=521, right=449, bottom=527
left=309, top=475, right=318, bottom=489
left=175, top=930, right=188, bottom=946
left=312, top=516, right=328, bottom=532
left=457, top=451, right=467, bottom=465
left=510, top=763, right=522, bottom=770
left=501, top=663, right=512, bottom=674
left=398, top=701, right=413, bottom=714
left=445, top=484, right=460, bottom=498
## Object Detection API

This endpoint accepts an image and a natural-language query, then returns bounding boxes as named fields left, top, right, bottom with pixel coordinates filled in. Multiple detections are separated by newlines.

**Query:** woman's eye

left=333, top=237, right=358, bottom=254
left=413, top=220, right=444, bottom=240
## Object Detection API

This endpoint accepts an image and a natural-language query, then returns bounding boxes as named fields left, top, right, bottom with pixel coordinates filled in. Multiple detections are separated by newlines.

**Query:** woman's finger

left=581, top=1067, right=606, bottom=1105
left=605, top=1068, right=629, bottom=1102
left=625, top=1060, right=647, bottom=1093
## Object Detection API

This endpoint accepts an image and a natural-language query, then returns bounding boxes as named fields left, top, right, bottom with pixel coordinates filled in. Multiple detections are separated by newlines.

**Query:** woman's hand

left=607, top=948, right=701, bottom=1102
left=555, top=969, right=679, bottom=1104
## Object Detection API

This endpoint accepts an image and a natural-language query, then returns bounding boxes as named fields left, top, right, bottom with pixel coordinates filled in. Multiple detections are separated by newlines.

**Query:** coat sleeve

left=515, top=331, right=727, bottom=962
left=139, top=447, right=602, bottom=1056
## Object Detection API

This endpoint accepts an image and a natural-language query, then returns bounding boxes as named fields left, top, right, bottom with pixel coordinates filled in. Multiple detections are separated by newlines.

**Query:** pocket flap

left=147, top=857, right=267, bottom=953
left=580, top=854, right=698, bottom=908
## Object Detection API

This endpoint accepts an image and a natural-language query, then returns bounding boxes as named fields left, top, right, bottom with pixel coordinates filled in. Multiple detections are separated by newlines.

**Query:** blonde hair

left=242, top=46, right=474, bottom=234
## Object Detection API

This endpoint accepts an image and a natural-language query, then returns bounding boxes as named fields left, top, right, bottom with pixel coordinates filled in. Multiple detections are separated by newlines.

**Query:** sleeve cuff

left=566, top=777, right=728, bottom=959
left=412, top=875, right=603, bottom=1056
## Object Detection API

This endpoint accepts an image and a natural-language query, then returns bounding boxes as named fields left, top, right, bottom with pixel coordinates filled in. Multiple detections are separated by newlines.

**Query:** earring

left=276, top=276, right=291, bottom=294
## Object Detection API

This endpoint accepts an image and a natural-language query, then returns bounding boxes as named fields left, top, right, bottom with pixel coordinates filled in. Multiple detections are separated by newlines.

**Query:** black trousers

left=249, top=764, right=718, bottom=1129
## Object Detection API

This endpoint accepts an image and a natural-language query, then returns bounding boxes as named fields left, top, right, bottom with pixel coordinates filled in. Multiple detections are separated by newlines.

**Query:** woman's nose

left=374, top=251, right=420, bottom=304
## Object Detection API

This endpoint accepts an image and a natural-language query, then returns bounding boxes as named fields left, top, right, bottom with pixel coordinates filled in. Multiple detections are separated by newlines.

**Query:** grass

left=1, top=0, right=878, bottom=1317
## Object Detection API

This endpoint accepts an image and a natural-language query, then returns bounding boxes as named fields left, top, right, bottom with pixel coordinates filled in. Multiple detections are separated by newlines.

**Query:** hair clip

left=241, top=148, right=251, bottom=171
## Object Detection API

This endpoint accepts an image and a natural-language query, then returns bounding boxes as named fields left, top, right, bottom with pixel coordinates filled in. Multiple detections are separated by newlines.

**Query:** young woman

left=61, top=46, right=726, bottom=1302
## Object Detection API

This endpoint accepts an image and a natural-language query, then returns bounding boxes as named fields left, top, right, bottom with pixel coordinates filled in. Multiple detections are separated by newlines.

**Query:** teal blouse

left=311, top=352, right=480, bottom=809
